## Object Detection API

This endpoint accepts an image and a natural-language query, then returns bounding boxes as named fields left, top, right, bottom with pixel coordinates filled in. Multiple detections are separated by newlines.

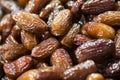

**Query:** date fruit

left=50, top=9, right=72, bottom=36
left=4, top=56, right=33, bottom=79
left=75, top=39, right=115, bottom=63
left=51, top=48, right=73, bottom=70
left=81, top=0, right=115, bottom=14
left=31, top=38, right=59, bottom=59
left=62, top=60, right=97, bottom=80
left=93, top=11, right=120, bottom=26
left=81, top=22, right=115, bottom=39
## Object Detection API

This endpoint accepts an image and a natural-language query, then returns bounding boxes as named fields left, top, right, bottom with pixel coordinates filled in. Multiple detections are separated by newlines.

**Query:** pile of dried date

left=0, top=0, right=120, bottom=80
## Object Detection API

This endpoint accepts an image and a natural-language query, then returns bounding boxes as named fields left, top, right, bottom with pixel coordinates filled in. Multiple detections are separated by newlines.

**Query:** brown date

left=0, top=43, right=29, bottom=62
left=62, top=60, right=98, bottom=80
left=4, top=56, right=33, bottom=79
left=21, top=30, right=37, bottom=50
left=61, top=23, right=80, bottom=48
left=25, top=0, right=50, bottom=13
left=5, top=35, right=18, bottom=45
left=93, top=11, right=120, bottom=26
left=71, top=0, right=84, bottom=22
left=47, top=5, right=64, bottom=26
left=13, top=12, right=48, bottom=34
left=73, top=34, right=90, bottom=46
left=17, top=0, right=29, bottom=7
left=81, top=0, right=115, bottom=14
left=104, top=60, right=120, bottom=77
left=51, top=48, right=73, bottom=70
left=50, top=9, right=72, bottom=36
left=17, top=67, right=62, bottom=80
left=75, top=39, right=115, bottom=63
left=0, top=14, right=14, bottom=43
left=31, top=38, right=60, bottom=59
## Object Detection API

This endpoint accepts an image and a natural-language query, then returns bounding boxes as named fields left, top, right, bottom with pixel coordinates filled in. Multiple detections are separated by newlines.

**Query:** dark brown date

left=114, top=30, right=120, bottom=58
left=31, top=38, right=60, bottom=59
left=39, top=0, right=61, bottom=20
left=0, top=43, right=29, bottom=62
left=81, top=0, right=115, bottom=14
left=62, top=60, right=98, bottom=80
left=51, top=48, right=73, bottom=70
left=71, top=0, right=84, bottom=22
left=13, top=12, right=48, bottom=34
left=73, top=34, right=90, bottom=46
left=4, top=56, right=33, bottom=79
left=104, top=60, right=120, bottom=77
left=75, top=39, right=115, bottom=63
left=61, top=23, right=80, bottom=48
left=21, top=30, right=37, bottom=50
left=25, top=0, right=50, bottom=13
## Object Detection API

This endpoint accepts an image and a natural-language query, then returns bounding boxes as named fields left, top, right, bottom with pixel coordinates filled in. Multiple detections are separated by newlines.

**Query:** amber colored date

left=13, top=12, right=48, bottom=34
left=50, top=9, right=72, bottom=36
left=81, top=22, right=115, bottom=39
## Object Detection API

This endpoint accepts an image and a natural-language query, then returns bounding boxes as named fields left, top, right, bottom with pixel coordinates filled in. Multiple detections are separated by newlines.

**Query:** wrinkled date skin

left=75, top=39, right=115, bottom=63
left=0, top=0, right=20, bottom=13
left=31, top=38, right=60, bottom=59
left=71, top=0, right=84, bottom=22
left=0, top=43, right=29, bottom=62
left=17, top=67, right=62, bottom=80
left=61, top=23, right=80, bottom=48
left=21, top=30, right=37, bottom=50
left=39, top=0, right=61, bottom=20
left=73, top=34, right=90, bottom=46
left=62, top=60, right=98, bottom=80
left=13, top=12, right=48, bottom=34
left=51, top=48, right=73, bottom=70
left=104, top=60, right=120, bottom=77
left=114, top=30, right=120, bottom=58
left=93, top=11, right=120, bottom=26
left=4, top=56, right=33, bottom=79
left=47, top=5, right=64, bottom=26
left=81, top=0, right=115, bottom=14
left=50, top=9, right=72, bottom=36
left=0, top=14, right=14, bottom=43
left=5, top=35, right=18, bottom=44
left=81, top=22, right=115, bottom=39
left=25, top=0, right=50, bottom=13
